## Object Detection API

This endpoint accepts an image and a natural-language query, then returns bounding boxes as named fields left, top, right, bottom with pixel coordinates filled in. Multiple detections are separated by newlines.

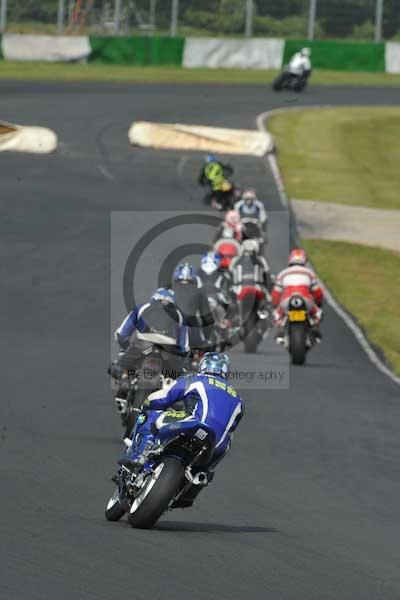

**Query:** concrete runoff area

left=293, top=199, right=400, bottom=252
left=1, top=81, right=400, bottom=600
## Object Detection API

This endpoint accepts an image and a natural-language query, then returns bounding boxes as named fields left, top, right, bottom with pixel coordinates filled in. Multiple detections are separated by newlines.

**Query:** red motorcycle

left=236, top=285, right=270, bottom=353
left=213, top=239, right=242, bottom=270
left=276, top=293, right=319, bottom=365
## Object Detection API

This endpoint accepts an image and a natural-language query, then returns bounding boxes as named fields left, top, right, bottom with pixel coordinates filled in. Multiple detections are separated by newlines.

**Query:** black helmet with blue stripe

left=151, top=287, right=176, bottom=304
left=199, top=352, right=230, bottom=379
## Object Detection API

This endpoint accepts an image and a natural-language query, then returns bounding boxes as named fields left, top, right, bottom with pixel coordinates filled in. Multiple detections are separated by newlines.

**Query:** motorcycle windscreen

left=137, top=332, right=177, bottom=345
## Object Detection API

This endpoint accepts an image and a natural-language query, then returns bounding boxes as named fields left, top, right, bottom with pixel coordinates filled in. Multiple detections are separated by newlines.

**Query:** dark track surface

left=1, top=81, right=400, bottom=600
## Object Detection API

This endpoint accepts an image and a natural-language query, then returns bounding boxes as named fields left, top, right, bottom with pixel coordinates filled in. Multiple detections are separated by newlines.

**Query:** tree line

left=7, top=0, right=400, bottom=39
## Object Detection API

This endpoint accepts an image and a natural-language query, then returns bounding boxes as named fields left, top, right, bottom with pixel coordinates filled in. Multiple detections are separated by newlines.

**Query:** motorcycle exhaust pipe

left=192, top=472, right=208, bottom=486
left=115, top=397, right=127, bottom=414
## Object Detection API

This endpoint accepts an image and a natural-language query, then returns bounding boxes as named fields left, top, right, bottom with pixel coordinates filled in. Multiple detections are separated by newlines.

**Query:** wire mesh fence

left=1, top=1, right=161, bottom=35
left=1, top=1, right=399, bottom=41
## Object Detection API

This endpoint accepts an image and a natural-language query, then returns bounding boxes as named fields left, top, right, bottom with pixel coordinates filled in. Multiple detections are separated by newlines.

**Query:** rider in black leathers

left=172, top=263, right=214, bottom=353
left=110, top=288, right=189, bottom=413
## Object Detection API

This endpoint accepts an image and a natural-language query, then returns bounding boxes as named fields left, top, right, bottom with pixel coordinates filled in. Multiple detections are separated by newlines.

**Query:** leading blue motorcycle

left=105, top=353, right=243, bottom=529
left=105, top=411, right=216, bottom=529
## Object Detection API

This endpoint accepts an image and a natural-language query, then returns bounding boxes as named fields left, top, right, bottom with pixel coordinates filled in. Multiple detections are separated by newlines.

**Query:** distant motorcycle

left=209, top=180, right=241, bottom=212
left=273, top=69, right=309, bottom=92
left=113, top=340, right=179, bottom=439
left=241, top=218, right=266, bottom=250
left=206, top=293, right=237, bottom=351
left=236, top=285, right=271, bottom=353
left=105, top=414, right=215, bottom=529
left=214, top=239, right=242, bottom=270
left=276, top=294, right=319, bottom=365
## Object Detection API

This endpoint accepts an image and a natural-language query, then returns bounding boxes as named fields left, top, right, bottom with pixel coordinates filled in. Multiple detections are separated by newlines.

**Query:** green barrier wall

left=283, top=40, right=385, bottom=72
left=89, top=36, right=185, bottom=65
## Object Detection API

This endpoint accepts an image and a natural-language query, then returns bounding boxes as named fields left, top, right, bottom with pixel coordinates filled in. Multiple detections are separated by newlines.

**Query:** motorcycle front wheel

left=273, top=72, right=290, bottom=91
left=128, top=457, right=185, bottom=529
left=105, top=488, right=127, bottom=522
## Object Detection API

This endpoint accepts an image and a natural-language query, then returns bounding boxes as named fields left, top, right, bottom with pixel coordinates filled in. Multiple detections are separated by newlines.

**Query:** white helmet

left=242, top=239, right=259, bottom=255
left=242, top=188, right=256, bottom=204
left=225, top=210, right=241, bottom=228
left=201, top=252, right=219, bottom=275
left=301, top=47, right=311, bottom=57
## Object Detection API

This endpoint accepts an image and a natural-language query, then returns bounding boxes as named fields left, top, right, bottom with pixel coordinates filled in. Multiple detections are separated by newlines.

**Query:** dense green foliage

left=6, top=0, right=400, bottom=39
left=169, top=0, right=400, bottom=39
left=8, top=0, right=57, bottom=23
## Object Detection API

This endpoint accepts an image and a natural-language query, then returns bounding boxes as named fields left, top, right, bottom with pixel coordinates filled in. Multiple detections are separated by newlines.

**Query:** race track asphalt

left=1, top=81, right=400, bottom=600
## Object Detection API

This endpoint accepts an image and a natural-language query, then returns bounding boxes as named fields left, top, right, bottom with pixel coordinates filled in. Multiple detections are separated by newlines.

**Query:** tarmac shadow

left=155, top=521, right=279, bottom=534
left=303, top=361, right=344, bottom=369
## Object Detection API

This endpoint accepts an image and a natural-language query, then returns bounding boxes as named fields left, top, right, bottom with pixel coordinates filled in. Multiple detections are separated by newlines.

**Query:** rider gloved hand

left=109, top=363, right=124, bottom=380
left=115, top=332, right=130, bottom=351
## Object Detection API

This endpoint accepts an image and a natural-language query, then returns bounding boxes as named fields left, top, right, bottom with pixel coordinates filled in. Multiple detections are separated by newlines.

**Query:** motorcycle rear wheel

left=289, top=322, right=307, bottom=365
left=243, top=327, right=260, bottom=353
left=273, top=73, right=285, bottom=91
left=241, top=301, right=260, bottom=353
left=128, top=457, right=185, bottom=529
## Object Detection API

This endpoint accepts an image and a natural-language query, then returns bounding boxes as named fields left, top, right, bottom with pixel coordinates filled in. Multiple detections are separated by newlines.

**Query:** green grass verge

left=269, top=107, right=400, bottom=210
left=1, top=61, right=400, bottom=86
left=303, top=240, right=400, bottom=376
left=0, top=61, right=277, bottom=83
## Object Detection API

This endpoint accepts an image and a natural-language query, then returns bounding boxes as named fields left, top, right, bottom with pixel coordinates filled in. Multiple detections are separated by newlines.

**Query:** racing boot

left=172, top=472, right=214, bottom=509
left=311, top=325, right=322, bottom=343
left=274, top=327, right=285, bottom=345
left=114, top=388, right=128, bottom=416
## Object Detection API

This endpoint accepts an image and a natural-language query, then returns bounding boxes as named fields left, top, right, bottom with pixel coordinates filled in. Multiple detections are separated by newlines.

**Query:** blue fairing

left=131, top=412, right=213, bottom=447
left=157, top=419, right=214, bottom=443
left=151, top=420, right=216, bottom=468
left=124, top=373, right=243, bottom=469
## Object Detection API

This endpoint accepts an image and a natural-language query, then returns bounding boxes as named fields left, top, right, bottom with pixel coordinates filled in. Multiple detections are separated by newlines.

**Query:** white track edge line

left=257, top=108, right=400, bottom=387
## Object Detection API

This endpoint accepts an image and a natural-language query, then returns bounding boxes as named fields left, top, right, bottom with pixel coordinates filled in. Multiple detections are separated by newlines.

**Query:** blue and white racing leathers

left=234, top=198, right=267, bottom=226
left=115, top=300, right=189, bottom=353
left=126, top=373, right=243, bottom=466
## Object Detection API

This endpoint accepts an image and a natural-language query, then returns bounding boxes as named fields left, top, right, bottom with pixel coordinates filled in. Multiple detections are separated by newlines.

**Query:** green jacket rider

left=198, top=154, right=234, bottom=192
